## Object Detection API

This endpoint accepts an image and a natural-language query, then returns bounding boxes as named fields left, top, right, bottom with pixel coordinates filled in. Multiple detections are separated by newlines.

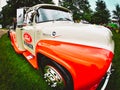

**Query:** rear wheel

left=38, top=55, right=73, bottom=90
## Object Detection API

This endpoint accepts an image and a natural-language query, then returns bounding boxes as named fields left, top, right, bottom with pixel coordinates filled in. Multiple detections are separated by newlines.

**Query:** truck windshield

left=36, top=8, right=73, bottom=23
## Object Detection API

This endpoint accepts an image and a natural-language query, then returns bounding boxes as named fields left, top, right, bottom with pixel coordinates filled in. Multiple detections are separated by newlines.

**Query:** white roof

left=27, top=4, right=70, bottom=12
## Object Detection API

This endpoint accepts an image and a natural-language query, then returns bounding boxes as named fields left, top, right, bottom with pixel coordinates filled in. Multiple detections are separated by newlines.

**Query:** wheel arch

left=36, top=52, right=74, bottom=89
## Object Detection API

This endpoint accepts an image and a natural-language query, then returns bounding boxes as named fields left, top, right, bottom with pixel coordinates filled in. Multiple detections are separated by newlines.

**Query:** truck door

left=22, top=10, right=35, bottom=55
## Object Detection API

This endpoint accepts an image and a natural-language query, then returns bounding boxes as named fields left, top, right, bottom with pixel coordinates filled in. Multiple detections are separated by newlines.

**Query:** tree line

left=0, top=0, right=120, bottom=28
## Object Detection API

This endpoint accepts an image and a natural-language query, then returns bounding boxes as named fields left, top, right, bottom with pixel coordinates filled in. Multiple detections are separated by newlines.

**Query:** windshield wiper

left=64, top=18, right=72, bottom=21
left=55, top=18, right=72, bottom=21
left=55, top=18, right=65, bottom=21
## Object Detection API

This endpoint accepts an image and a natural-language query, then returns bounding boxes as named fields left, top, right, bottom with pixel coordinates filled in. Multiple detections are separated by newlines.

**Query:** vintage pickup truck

left=9, top=4, right=114, bottom=90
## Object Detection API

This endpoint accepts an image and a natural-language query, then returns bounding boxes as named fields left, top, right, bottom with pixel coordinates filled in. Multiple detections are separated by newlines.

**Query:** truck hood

left=36, top=21, right=114, bottom=53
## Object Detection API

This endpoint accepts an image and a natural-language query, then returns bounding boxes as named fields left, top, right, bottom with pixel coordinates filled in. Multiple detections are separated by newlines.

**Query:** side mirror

left=9, top=26, right=14, bottom=30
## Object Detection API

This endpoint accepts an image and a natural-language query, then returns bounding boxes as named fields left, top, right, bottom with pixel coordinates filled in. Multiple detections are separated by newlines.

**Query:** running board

left=23, top=51, right=38, bottom=69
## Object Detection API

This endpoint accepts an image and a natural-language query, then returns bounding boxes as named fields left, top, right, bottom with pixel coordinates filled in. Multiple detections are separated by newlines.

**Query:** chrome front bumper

left=97, top=63, right=114, bottom=90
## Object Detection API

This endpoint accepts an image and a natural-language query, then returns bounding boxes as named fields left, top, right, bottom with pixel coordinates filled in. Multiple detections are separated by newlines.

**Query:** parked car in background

left=0, top=24, right=2, bottom=28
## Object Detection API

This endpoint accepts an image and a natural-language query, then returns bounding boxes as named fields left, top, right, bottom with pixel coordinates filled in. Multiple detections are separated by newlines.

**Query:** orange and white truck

left=9, top=4, right=114, bottom=90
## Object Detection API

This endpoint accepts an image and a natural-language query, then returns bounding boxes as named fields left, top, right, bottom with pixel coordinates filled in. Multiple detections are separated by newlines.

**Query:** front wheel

left=38, top=55, right=73, bottom=90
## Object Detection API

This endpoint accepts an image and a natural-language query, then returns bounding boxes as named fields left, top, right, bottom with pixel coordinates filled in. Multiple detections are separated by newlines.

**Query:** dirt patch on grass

left=0, top=29, right=8, bottom=38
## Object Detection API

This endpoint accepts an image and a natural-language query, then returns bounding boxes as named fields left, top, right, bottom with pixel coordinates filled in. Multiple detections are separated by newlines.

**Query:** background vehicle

left=9, top=4, right=114, bottom=90
left=0, top=24, right=2, bottom=28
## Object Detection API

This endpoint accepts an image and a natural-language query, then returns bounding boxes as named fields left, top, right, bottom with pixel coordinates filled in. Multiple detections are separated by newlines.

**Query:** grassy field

left=0, top=34, right=52, bottom=90
left=0, top=31, right=120, bottom=90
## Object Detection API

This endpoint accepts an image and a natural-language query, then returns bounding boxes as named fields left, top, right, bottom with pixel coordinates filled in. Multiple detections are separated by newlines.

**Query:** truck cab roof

left=26, top=4, right=70, bottom=13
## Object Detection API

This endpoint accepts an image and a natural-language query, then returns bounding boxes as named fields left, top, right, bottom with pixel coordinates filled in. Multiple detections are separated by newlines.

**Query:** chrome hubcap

left=44, top=65, right=64, bottom=88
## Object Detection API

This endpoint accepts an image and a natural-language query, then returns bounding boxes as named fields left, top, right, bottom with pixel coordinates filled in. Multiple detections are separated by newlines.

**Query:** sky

left=88, top=0, right=120, bottom=13
left=0, top=0, right=120, bottom=15
left=0, top=0, right=7, bottom=11
left=53, top=0, right=120, bottom=16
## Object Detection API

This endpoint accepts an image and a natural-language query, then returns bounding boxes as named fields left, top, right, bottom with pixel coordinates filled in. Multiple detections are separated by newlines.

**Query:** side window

left=35, top=9, right=43, bottom=23
left=40, top=9, right=48, bottom=21
left=35, top=11, right=40, bottom=23
left=35, top=9, right=47, bottom=23
left=26, top=11, right=34, bottom=24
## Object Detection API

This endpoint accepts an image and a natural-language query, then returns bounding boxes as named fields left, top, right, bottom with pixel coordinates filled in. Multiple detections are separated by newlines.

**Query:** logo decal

left=23, top=33, right=32, bottom=43
left=43, top=31, right=61, bottom=38
left=24, top=41, right=33, bottom=49
left=52, top=31, right=56, bottom=36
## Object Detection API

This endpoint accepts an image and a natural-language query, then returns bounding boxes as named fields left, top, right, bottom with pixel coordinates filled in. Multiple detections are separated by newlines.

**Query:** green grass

left=0, top=31, right=120, bottom=90
left=0, top=34, right=52, bottom=90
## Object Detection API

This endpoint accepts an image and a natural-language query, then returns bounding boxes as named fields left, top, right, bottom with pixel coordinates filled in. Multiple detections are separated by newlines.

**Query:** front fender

left=36, top=40, right=114, bottom=90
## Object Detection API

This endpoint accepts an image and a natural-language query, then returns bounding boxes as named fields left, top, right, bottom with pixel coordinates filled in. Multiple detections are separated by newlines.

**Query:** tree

left=60, top=0, right=92, bottom=22
left=1, top=0, right=53, bottom=27
left=91, top=0, right=110, bottom=24
left=112, top=4, right=120, bottom=29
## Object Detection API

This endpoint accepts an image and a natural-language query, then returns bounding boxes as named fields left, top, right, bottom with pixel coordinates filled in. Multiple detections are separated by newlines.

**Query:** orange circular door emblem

left=23, top=33, right=32, bottom=43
